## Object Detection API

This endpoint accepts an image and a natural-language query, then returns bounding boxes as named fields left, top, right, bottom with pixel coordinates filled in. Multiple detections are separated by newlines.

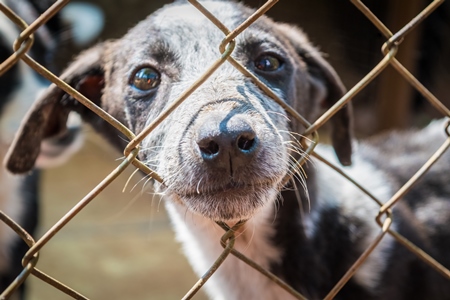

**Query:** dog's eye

left=131, top=67, right=161, bottom=91
left=254, top=55, right=283, bottom=72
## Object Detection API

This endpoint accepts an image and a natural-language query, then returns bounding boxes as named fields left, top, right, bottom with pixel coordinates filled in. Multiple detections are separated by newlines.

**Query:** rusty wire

left=0, top=0, right=449, bottom=299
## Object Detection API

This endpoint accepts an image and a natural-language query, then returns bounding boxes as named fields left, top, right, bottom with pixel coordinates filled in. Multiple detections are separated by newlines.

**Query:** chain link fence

left=0, top=0, right=450, bottom=299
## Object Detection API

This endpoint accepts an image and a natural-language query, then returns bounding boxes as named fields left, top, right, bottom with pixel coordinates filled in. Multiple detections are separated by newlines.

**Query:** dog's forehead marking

left=144, top=3, right=242, bottom=62
left=140, top=1, right=273, bottom=54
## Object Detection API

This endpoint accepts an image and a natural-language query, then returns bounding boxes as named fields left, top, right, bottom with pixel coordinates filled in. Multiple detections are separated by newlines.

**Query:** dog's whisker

left=266, top=110, right=290, bottom=121
left=196, top=177, right=204, bottom=195
left=123, top=167, right=142, bottom=192
left=279, top=129, right=315, bottom=145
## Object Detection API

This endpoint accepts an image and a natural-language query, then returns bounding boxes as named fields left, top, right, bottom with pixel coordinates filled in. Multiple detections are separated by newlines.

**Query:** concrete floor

left=28, top=128, right=207, bottom=300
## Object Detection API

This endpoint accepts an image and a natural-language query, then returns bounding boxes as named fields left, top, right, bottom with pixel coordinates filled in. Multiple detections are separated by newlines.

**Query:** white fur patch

left=165, top=200, right=298, bottom=300
left=312, top=144, right=395, bottom=291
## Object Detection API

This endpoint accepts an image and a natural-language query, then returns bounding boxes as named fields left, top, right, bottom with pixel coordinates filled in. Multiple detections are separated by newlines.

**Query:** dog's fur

left=0, top=0, right=90, bottom=297
left=5, top=1, right=450, bottom=299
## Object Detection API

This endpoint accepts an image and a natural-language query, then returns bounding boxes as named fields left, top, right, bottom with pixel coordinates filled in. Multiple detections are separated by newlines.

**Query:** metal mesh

left=0, top=0, right=449, bottom=299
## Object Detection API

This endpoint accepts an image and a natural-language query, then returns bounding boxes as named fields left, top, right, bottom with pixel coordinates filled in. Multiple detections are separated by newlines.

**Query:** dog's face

left=117, top=2, right=312, bottom=220
left=6, top=1, right=352, bottom=221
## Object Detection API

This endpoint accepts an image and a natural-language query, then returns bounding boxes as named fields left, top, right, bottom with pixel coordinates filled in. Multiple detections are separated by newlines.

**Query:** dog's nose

left=196, top=114, right=258, bottom=172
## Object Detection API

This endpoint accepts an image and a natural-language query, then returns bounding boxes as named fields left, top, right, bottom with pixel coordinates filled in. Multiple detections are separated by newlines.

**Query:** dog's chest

left=165, top=200, right=299, bottom=300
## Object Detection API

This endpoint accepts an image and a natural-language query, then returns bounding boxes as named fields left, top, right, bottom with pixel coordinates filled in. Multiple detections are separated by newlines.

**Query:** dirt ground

left=28, top=128, right=207, bottom=300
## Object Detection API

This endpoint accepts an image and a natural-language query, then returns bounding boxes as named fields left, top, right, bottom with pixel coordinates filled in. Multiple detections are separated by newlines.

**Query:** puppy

left=5, top=1, right=450, bottom=299
left=0, top=0, right=93, bottom=297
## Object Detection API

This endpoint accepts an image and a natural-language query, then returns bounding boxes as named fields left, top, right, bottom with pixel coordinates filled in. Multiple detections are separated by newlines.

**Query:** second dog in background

left=0, top=0, right=103, bottom=297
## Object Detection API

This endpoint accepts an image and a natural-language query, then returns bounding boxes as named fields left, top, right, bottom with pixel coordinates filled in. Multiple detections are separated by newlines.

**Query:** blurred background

left=18, top=0, right=450, bottom=299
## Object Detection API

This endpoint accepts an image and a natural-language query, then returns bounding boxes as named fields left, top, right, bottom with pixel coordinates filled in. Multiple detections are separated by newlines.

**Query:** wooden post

left=376, top=0, right=425, bottom=132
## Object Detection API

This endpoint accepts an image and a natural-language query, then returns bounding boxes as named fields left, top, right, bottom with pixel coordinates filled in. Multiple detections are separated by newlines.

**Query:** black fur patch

left=270, top=166, right=374, bottom=299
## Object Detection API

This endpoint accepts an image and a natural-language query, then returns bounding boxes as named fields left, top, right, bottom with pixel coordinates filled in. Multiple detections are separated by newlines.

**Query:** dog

left=5, top=1, right=450, bottom=299
left=0, top=0, right=105, bottom=297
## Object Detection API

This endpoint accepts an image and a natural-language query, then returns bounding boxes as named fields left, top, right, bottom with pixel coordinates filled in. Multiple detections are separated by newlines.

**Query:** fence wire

left=0, top=0, right=449, bottom=299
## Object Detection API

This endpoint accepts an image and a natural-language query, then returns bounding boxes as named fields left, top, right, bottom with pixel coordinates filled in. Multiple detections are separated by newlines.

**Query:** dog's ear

left=5, top=43, right=108, bottom=174
left=278, top=24, right=353, bottom=166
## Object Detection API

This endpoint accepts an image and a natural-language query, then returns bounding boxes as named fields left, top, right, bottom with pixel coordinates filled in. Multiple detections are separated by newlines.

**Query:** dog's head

left=6, top=1, right=352, bottom=221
